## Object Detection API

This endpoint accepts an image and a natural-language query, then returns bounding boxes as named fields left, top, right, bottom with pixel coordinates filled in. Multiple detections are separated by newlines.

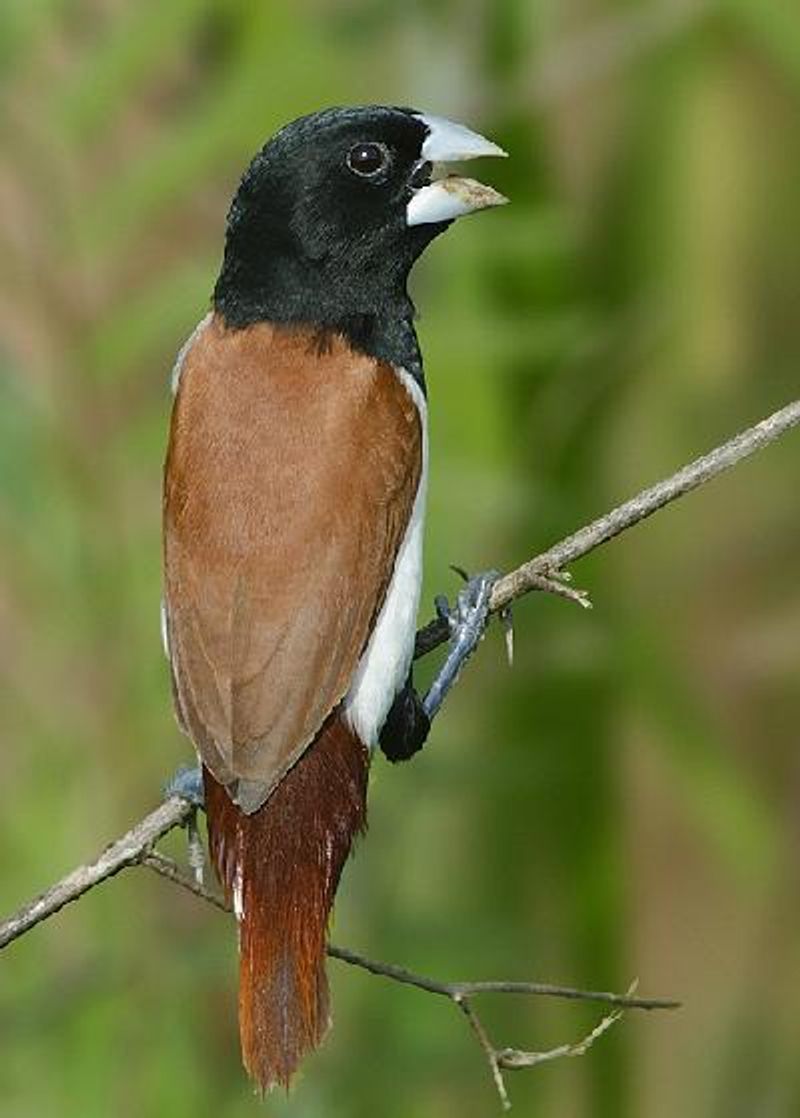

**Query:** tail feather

left=204, top=716, right=369, bottom=1091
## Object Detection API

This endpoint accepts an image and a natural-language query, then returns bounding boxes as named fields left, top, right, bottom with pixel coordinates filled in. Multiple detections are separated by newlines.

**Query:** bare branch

left=137, top=849, right=678, bottom=1012
left=497, top=1003, right=625, bottom=1069
left=0, top=797, right=192, bottom=950
left=462, top=996, right=628, bottom=1107
left=458, top=996, right=513, bottom=1110
left=415, top=398, right=800, bottom=658
left=142, top=849, right=229, bottom=914
left=326, top=944, right=677, bottom=1012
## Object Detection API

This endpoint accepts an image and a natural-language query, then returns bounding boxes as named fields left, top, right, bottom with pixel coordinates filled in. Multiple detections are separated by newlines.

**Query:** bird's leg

left=422, top=569, right=499, bottom=720
left=163, top=764, right=206, bottom=884
left=379, top=570, right=498, bottom=763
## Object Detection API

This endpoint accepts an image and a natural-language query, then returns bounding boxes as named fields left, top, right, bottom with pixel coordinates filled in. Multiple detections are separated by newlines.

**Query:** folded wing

left=163, top=316, right=422, bottom=812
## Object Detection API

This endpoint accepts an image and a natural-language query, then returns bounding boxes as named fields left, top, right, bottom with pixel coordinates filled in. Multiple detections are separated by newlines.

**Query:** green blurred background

left=2, top=1, right=800, bottom=1115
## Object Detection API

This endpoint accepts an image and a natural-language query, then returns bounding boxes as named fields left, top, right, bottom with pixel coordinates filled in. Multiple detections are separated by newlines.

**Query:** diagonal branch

left=0, top=797, right=193, bottom=950
left=415, top=398, right=800, bottom=657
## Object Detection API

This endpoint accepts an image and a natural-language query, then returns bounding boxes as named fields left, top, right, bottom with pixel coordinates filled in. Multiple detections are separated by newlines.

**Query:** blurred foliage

left=2, top=1, right=800, bottom=1115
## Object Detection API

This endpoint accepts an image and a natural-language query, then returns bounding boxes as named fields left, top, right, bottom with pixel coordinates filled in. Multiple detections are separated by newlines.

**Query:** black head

left=213, top=105, right=506, bottom=362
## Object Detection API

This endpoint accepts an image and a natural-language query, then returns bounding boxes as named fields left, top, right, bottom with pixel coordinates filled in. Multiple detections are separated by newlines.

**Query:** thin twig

left=522, top=571, right=593, bottom=609
left=415, top=398, right=800, bottom=658
left=462, top=997, right=627, bottom=1106
left=496, top=1005, right=625, bottom=1070
left=457, top=996, right=512, bottom=1110
left=132, top=855, right=678, bottom=1013
left=326, top=944, right=677, bottom=1012
left=142, top=850, right=229, bottom=913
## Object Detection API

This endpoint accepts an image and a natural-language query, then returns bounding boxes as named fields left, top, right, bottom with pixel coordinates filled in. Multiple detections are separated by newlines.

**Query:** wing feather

left=163, top=316, right=422, bottom=810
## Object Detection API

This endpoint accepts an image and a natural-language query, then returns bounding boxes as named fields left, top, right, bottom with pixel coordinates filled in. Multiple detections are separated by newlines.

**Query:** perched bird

left=162, top=105, right=507, bottom=1092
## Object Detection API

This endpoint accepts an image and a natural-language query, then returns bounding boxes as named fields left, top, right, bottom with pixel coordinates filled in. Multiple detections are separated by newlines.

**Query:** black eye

left=346, top=142, right=390, bottom=178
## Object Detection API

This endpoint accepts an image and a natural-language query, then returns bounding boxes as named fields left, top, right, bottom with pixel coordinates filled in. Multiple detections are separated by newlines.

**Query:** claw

left=423, top=569, right=500, bottom=720
left=164, top=764, right=207, bottom=886
left=165, top=764, right=205, bottom=809
left=455, top=568, right=499, bottom=628
left=434, top=593, right=451, bottom=623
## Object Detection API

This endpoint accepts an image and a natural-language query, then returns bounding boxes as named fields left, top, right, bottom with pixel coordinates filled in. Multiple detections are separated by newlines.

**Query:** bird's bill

left=406, top=112, right=508, bottom=227
left=407, top=176, right=508, bottom=226
left=417, top=113, right=507, bottom=162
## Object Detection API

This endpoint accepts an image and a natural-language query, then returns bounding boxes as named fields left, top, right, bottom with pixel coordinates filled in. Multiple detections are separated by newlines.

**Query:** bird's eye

left=346, top=142, right=390, bottom=178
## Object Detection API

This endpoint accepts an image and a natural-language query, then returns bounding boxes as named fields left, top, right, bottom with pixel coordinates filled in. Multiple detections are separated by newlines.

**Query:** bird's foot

left=164, top=764, right=206, bottom=885
left=423, top=569, right=499, bottom=720
left=164, top=763, right=205, bottom=808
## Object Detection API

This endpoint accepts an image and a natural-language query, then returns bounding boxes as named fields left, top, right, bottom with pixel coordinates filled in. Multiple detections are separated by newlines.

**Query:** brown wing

left=163, top=315, right=422, bottom=811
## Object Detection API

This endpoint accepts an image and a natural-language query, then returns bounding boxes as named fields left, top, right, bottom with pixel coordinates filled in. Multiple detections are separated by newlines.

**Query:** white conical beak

left=417, top=113, right=508, bottom=162
left=407, top=113, right=508, bottom=227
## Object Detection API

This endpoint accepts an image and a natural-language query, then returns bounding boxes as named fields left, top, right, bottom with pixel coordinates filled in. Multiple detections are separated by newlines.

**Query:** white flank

left=170, top=312, right=212, bottom=395
left=343, top=368, right=428, bottom=748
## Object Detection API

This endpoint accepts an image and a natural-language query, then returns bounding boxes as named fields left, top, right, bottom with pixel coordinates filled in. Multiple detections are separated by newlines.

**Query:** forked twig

left=143, top=850, right=675, bottom=1110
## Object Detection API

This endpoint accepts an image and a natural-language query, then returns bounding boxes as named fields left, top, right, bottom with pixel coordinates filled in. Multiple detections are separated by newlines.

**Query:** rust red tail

left=204, top=716, right=369, bottom=1092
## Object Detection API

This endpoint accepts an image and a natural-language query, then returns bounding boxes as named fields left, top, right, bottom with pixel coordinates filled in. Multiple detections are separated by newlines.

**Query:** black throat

left=213, top=252, right=426, bottom=388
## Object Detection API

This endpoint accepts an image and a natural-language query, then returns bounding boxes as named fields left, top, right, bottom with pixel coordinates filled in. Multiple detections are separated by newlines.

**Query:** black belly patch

left=378, top=672, right=431, bottom=762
